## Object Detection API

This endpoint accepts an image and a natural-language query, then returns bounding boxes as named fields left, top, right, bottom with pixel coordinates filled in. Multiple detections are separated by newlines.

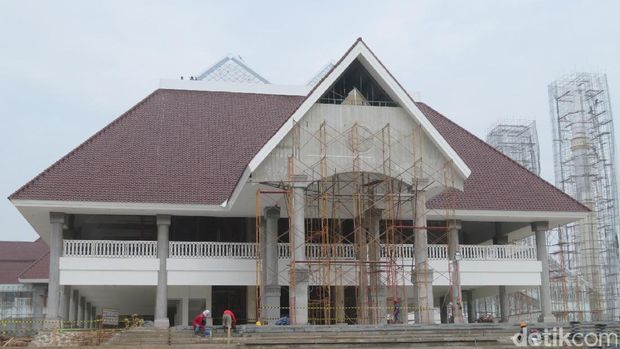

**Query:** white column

left=413, top=187, right=434, bottom=324
left=291, top=174, right=308, bottom=325
left=533, top=221, right=554, bottom=322
left=262, top=206, right=281, bottom=324
left=447, top=220, right=464, bottom=324
left=205, top=286, right=213, bottom=327
left=181, top=296, right=189, bottom=327
left=46, top=212, right=65, bottom=321
left=154, top=214, right=171, bottom=328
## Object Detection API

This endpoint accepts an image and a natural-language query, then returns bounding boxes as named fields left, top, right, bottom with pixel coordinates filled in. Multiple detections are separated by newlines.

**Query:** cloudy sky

left=1, top=0, right=619, bottom=241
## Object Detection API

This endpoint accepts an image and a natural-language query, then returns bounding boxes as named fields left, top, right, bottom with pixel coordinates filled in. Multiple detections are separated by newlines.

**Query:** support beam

left=465, top=290, right=475, bottom=323
left=70, top=289, right=79, bottom=325
left=367, top=208, right=386, bottom=325
left=291, top=174, right=308, bottom=325
left=79, top=296, right=86, bottom=328
left=154, top=215, right=171, bottom=328
left=335, top=283, right=345, bottom=324
left=247, top=286, right=257, bottom=324
left=499, top=286, right=509, bottom=322
left=533, top=221, right=554, bottom=323
left=46, top=212, right=65, bottom=321
left=447, top=220, right=464, bottom=323
left=62, top=286, right=71, bottom=322
left=181, top=296, right=189, bottom=327
left=262, top=206, right=281, bottom=324
left=85, top=302, right=92, bottom=328
left=205, top=286, right=213, bottom=327
left=413, top=187, right=434, bottom=324
left=91, top=306, right=97, bottom=327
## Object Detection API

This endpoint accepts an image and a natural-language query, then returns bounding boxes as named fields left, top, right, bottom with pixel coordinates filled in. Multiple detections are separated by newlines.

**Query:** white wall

left=61, top=257, right=542, bottom=288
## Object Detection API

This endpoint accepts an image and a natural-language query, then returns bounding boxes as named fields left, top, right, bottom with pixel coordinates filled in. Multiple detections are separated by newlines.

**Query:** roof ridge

left=416, top=102, right=591, bottom=213
left=8, top=90, right=160, bottom=201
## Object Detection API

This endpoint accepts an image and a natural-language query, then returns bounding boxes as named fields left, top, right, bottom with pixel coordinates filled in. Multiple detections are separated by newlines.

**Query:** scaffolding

left=486, top=120, right=541, bottom=175
left=252, top=88, right=462, bottom=325
left=549, top=72, right=620, bottom=321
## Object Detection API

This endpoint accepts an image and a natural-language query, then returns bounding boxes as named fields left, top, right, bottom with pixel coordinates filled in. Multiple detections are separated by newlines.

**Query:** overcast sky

left=1, top=0, right=619, bottom=241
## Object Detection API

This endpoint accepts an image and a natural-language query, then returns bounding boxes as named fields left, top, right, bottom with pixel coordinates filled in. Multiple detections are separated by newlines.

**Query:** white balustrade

left=459, top=245, right=536, bottom=261
left=63, top=239, right=536, bottom=261
left=63, top=240, right=157, bottom=258
left=169, top=241, right=256, bottom=259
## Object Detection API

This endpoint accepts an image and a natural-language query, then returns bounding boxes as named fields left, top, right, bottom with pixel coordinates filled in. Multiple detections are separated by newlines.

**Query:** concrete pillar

left=447, top=220, right=464, bottom=323
left=79, top=296, right=85, bottom=328
left=61, top=286, right=71, bottom=321
left=154, top=215, right=171, bottom=328
left=533, top=221, right=554, bottom=323
left=85, top=302, right=92, bottom=328
left=439, top=296, right=448, bottom=323
left=367, top=208, right=386, bottom=325
left=91, top=306, right=97, bottom=327
left=465, top=290, right=475, bottom=323
left=335, top=283, right=345, bottom=323
left=499, top=286, right=509, bottom=322
left=291, top=175, right=308, bottom=325
left=205, top=286, right=213, bottom=327
left=46, top=212, right=65, bottom=321
left=181, top=296, right=189, bottom=326
left=70, top=289, right=79, bottom=325
left=262, top=206, right=281, bottom=324
left=357, top=214, right=369, bottom=325
left=413, top=187, right=434, bottom=324
left=247, top=286, right=257, bottom=324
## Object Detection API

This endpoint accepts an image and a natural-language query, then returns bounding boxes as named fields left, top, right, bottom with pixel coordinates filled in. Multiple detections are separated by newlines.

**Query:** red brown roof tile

left=0, top=239, right=48, bottom=283
left=9, top=89, right=588, bottom=213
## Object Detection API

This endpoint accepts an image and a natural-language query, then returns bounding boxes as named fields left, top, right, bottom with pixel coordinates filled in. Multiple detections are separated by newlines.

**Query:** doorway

left=212, top=286, right=247, bottom=325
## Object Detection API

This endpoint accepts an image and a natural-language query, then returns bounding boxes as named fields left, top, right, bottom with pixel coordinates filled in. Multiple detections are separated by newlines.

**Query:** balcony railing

left=63, top=240, right=157, bottom=258
left=459, top=244, right=537, bottom=260
left=169, top=241, right=257, bottom=259
left=63, top=240, right=536, bottom=261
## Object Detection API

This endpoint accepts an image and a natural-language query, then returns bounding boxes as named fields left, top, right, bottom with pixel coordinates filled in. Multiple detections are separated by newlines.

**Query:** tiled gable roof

left=0, top=239, right=48, bottom=283
left=9, top=90, right=588, bottom=213
left=10, top=90, right=305, bottom=205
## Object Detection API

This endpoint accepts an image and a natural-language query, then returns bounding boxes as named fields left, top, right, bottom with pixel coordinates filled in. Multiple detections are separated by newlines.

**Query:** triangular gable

left=247, top=38, right=471, bottom=180
left=197, top=56, right=270, bottom=84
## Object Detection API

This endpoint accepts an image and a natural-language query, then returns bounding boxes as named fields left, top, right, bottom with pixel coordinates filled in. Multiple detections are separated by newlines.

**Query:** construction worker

left=393, top=299, right=401, bottom=323
left=192, top=309, right=210, bottom=336
left=222, top=309, right=237, bottom=330
left=222, top=309, right=237, bottom=344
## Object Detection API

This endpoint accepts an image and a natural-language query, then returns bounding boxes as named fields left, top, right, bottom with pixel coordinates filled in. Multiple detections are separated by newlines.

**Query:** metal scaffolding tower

left=549, top=72, right=620, bottom=321
left=486, top=120, right=541, bottom=175
left=485, top=120, right=544, bottom=322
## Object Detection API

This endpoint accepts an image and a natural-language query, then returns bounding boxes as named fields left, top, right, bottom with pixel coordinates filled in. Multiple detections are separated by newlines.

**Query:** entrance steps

left=104, top=324, right=521, bottom=348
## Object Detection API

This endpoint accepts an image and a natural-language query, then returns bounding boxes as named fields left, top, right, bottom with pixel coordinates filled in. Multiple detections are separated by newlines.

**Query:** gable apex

left=247, top=38, right=471, bottom=180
